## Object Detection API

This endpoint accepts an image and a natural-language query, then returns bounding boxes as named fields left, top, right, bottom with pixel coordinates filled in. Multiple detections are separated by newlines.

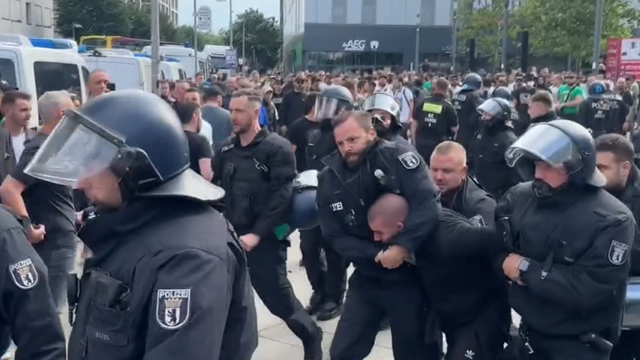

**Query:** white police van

left=0, top=40, right=89, bottom=128
left=81, top=50, right=153, bottom=92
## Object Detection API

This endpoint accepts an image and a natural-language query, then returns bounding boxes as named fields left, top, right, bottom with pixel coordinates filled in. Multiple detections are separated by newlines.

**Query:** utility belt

left=508, top=322, right=613, bottom=359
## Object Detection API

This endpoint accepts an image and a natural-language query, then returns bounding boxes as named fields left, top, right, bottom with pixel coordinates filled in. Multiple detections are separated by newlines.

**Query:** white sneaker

left=1, top=351, right=13, bottom=360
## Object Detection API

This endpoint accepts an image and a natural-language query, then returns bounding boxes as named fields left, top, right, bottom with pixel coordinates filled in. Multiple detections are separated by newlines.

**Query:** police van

left=133, top=53, right=187, bottom=82
left=141, top=45, right=208, bottom=78
left=0, top=42, right=89, bottom=128
left=81, top=50, right=153, bottom=92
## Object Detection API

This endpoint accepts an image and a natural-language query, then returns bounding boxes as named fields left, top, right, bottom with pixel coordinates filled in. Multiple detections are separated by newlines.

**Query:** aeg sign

left=342, top=39, right=366, bottom=51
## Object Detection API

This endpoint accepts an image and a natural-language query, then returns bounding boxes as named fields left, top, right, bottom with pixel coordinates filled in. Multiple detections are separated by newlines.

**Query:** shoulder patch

left=398, top=152, right=420, bottom=169
left=608, top=240, right=630, bottom=266
left=156, top=289, right=192, bottom=330
left=9, top=258, right=38, bottom=290
left=469, top=215, right=486, bottom=227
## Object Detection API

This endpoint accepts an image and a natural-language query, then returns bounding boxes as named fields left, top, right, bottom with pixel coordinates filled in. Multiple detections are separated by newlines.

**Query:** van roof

left=81, top=53, right=151, bottom=64
left=0, top=44, right=85, bottom=62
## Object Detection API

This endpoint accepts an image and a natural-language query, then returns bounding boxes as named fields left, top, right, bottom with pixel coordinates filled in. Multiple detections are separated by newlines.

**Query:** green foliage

left=514, top=0, right=638, bottom=59
left=55, top=0, right=132, bottom=39
left=174, top=26, right=224, bottom=50
left=220, top=8, right=282, bottom=69
left=129, top=8, right=177, bottom=42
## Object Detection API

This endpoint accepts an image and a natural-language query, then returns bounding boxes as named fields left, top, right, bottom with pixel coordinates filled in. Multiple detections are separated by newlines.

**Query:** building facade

left=129, top=0, right=179, bottom=26
left=0, top=0, right=55, bottom=38
left=283, top=0, right=455, bottom=71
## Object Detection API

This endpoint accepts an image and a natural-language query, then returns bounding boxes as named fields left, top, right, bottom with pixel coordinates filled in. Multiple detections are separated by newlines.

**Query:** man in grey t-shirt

left=202, top=86, right=232, bottom=148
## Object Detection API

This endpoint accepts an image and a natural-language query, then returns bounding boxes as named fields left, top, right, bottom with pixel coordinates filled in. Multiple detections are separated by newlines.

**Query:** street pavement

left=58, top=231, right=520, bottom=360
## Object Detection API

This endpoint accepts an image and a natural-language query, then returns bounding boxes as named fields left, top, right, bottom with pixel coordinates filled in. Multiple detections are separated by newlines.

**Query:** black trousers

left=611, top=330, right=640, bottom=360
left=526, top=329, right=611, bottom=360
left=330, top=271, right=440, bottom=360
left=246, top=237, right=317, bottom=341
left=299, top=227, right=347, bottom=303
left=443, top=301, right=511, bottom=360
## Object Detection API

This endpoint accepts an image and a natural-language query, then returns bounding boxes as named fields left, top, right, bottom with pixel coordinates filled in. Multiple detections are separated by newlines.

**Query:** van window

left=33, top=61, right=82, bottom=99
left=0, top=58, right=18, bottom=88
left=85, top=60, right=140, bottom=90
left=178, top=68, right=187, bottom=80
left=81, top=66, right=90, bottom=84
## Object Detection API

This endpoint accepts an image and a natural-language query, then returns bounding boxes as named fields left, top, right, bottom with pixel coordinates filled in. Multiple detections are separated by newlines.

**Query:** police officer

left=22, top=90, right=258, bottom=360
left=603, top=88, right=630, bottom=135
left=0, top=206, right=65, bottom=360
left=410, top=77, right=458, bottom=163
left=296, top=86, right=352, bottom=322
left=452, top=73, right=483, bottom=153
left=497, top=120, right=635, bottom=360
left=213, top=89, right=323, bottom=359
left=317, top=110, right=441, bottom=360
left=492, top=86, right=525, bottom=135
left=577, top=81, right=613, bottom=138
left=361, top=92, right=410, bottom=145
left=469, top=98, right=520, bottom=199
left=594, top=134, right=640, bottom=360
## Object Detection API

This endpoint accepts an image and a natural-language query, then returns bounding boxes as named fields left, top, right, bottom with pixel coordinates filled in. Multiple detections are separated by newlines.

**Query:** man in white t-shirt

left=391, top=76, right=414, bottom=137
left=0, top=90, right=36, bottom=183
left=375, top=74, right=393, bottom=95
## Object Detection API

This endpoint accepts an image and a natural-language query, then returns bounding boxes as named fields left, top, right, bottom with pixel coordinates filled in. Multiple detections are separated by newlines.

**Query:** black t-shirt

left=12, top=133, right=75, bottom=238
left=286, top=116, right=320, bottom=172
left=513, top=86, right=537, bottom=114
left=184, top=130, right=213, bottom=175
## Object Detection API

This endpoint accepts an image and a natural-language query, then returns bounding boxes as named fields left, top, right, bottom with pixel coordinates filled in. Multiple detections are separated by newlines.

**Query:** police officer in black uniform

left=496, top=120, right=635, bottom=360
left=297, top=85, right=352, bottom=322
left=492, top=86, right=525, bottom=135
left=0, top=206, right=65, bottom=360
left=317, top=110, right=441, bottom=360
left=213, top=89, right=323, bottom=359
left=577, top=81, right=613, bottom=139
left=410, top=77, right=458, bottom=163
left=22, top=90, right=258, bottom=360
left=603, top=88, right=630, bottom=135
left=452, top=73, right=484, bottom=153
left=469, top=98, right=521, bottom=199
left=361, top=92, right=411, bottom=146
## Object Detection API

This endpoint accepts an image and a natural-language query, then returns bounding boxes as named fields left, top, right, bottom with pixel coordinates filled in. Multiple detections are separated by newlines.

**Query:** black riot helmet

left=23, top=90, right=224, bottom=205
left=477, top=98, right=511, bottom=122
left=314, top=85, right=355, bottom=121
left=461, top=73, right=482, bottom=91
left=492, top=86, right=512, bottom=101
left=588, top=81, right=607, bottom=99
left=288, top=170, right=319, bottom=231
left=505, top=119, right=606, bottom=188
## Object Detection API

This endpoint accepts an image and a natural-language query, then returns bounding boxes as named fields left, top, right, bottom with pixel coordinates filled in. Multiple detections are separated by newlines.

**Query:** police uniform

left=299, top=86, right=352, bottom=320
left=0, top=206, right=66, bottom=359
left=470, top=98, right=521, bottom=200
left=213, top=128, right=323, bottom=358
left=317, top=139, right=441, bottom=360
left=452, top=73, right=483, bottom=153
left=22, top=90, right=259, bottom=360
left=362, top=92, right=414, bottom=148
left=412, top=93, right=458, bottom=163
left=497, top=120, right=635, bottom=360
left=603, top=92, right=630, bottom=135
left=577, top=81, right=614, bottom=139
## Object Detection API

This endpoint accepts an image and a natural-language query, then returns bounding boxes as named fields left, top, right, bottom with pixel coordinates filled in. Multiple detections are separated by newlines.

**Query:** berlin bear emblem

left=9, top=258, right=38, bottom=290
left=156, top=289, right=192, bottom=330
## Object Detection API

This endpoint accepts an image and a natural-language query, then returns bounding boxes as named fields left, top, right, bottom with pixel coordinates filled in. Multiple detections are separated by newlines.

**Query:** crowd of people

left=0, top=62, right=639, bottom=360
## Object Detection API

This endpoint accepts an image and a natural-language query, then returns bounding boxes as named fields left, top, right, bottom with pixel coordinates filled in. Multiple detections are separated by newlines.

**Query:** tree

left=129, top=7, right=177, bottom=42
left=220, top=8, right=282, bottom=69
left=455, top=0, right=519, bottom=67
left=174, top=26, right=224, bottom=50
left=516, top=0, right=638, bottom=60
left=55, top=0, right=132, bottom=40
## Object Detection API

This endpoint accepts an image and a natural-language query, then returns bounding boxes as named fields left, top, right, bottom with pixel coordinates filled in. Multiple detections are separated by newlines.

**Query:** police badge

left=398, top=152, right=420, bottom=170
left=156, top=289, right=191, bottom=330
left=9, top=258, right=38, bottom=290
left=608, top=240, right=630, bottom=266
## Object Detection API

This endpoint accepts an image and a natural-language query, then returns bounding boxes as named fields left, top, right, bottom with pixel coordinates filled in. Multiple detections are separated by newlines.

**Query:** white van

left=141, top=46, right=207, bottom=78
left=82, top=52, right=153, bottom=92
left=0, top=43, right=88, bottom=128
left=159, top=60, right=187, bottom=82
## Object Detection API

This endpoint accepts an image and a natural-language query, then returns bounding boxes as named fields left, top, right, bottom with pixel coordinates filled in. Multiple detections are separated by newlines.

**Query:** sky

left=178, top=0, right=280, bottom=31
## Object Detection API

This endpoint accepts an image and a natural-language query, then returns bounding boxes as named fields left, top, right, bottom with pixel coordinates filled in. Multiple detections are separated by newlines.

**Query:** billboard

left=606, top=38, right=640, bottom=79
left=196, top=6, right=212, bottom=32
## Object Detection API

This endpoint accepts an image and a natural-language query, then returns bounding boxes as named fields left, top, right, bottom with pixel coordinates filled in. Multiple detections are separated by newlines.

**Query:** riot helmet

left=461, top=73, right=482, bottom=91
left=288, top=170, right=319, bottom=231
left=588, top=81, right=607, bottom=99
left=361, top=92, right=402, bottom=133
left=314, top=85, right=354, bottom=121
left=492, top=86, right=512, bottom=101
left=477, top=98, right=511, bottom=122
left=505, top=119, right=605, bottom=189
left=24, top=90, right=224, bottom=208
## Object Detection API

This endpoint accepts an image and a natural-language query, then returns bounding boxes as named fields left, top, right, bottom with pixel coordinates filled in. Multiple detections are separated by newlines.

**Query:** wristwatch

left=518, top=258, right=531, bottom=276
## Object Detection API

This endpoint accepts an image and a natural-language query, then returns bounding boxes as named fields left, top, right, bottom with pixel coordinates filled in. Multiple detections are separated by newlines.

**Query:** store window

left=305, top=51, right=404, bottom=72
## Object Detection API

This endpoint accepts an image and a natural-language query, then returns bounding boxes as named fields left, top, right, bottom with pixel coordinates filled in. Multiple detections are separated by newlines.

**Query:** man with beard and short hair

left=280, top=76, right=307, bottom=134
left=201, top=86, right=232, bottom=149
left=556, top=72, right=585, bottom=122
left=182, top=88, right=213, bottom=147
left=595, top=134, right=640, bottom=360
left=0, top=91, right=36, bottom=182
left=317, top=110, right=441, bottom=360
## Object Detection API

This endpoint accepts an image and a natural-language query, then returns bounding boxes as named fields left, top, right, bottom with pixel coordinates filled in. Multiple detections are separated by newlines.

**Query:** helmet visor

left=361, top=93, right=400, bottom=118
left=313, top=96, right=351, bottom=121
left=505, top=123, right=582, bottom=173
left=24, top=111, right=123, bottom=189
left=477, top=98, right=507, bottom=117
left=293, top=169, right=319, bottom=190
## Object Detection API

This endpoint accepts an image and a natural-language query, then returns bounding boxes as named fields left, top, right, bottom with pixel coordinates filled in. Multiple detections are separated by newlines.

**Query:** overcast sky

left=179, top=0, right=280, bottom=31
